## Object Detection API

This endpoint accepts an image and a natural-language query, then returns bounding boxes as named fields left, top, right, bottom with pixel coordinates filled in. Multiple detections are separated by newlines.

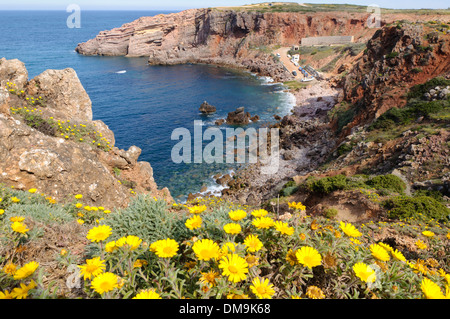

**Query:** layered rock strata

left=75, top=8, right=377, bottom=82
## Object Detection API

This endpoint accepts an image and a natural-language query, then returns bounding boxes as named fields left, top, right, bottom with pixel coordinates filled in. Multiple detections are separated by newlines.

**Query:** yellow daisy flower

left=11, top=221, right=29, bottom=234
left=199, top=270, right=220, bottom=287
left=188, top=205, right=207, bottom=214
left=422, top=231, right=435, bottom=238
left=295, top=246, right=322, bottom=269
left=421, top=278, right=446, bottom=299
left=185, top=215, right=202, bottom=230
left=415, top=240, right=427, bottom=250
left=133, top=289, right=162, bottom=299
left=286, top=249, right=298, bottom=266
left=353, top=262, right=376, bottom=283
left=228, top=209, right=247, bottom=221
left=306, top=286, right=325, bottom=299
left=223, top=223, right=241, bottom=235
left=243, top=234, right=263, bottom=253
left=11, top=280, right=36, bottom=299
left=252, top=216, right=275, bottom=229
left=391, top=249, right=406, bottom=262
left=250, top=277, right=275, bottom=299
left=90, top=272, right=119, bottom=294
left=192, top=239, right=221, bottom=261
left=152, top=238, right=179, bottom=258
left=78, top=257, right=106, bottom=280
left=13, top=261, right=39, bottom=280
left=251, top=209, right=268, bottom=217
left=116, top=235, right=142, bottom=250
left=370, top=244, right=390, bottom=262
left=0, top=290, right=14, bottom=299
left=219, top=254, right=248, bottom=283
left=339, top=221, right=362, bottom=237
left=86, top=225, right=112, bottom=242
left=274, top=221, right=294, bottom=236
left=2, top=263, right=17, bottom=276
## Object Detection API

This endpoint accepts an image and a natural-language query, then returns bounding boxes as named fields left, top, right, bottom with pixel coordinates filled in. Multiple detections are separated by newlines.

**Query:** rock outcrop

left=75, top=8, right=381, bottom=82
left=0, top=58, right=28, bottom=89
left=26, top=68, right=93, bottom=122
left=338, top=23, right=450, bottom=137
left=199, top=101, right=216, bottom=114
left=226, top=107, right=251, bottom=125
left=0, top=58, right=172, bottom=209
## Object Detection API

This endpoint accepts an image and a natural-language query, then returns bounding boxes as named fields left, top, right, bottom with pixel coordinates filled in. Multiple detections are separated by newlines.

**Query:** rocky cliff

left=337, top=23, right=450, bottom=137
left=215, top=22, right=450, bottom=207
left=75, top=8, right=379, bottom=82
left=0, top=57, right=172, bottom=209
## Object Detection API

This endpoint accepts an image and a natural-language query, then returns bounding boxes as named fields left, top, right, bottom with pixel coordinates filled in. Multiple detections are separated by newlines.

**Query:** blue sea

left=0, top=10, right=295, bottom=201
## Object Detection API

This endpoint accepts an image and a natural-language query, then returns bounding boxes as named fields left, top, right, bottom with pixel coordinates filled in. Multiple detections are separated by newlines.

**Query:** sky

left=0, top=0, right=448, bottom=10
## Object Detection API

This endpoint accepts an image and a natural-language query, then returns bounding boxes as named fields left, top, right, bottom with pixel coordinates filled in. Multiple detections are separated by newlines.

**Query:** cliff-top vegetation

left=213, top=2, right=450, bottom=15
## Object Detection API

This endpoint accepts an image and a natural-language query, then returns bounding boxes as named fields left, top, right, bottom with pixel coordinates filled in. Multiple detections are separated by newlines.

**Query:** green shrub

left=369, top=107, right=411, bottom=130
left=336, top=142, right=354, bottom=156
left=339, top=108, right=356, bottom=131
left=386, top=51, right=399, bottom=59
left=413, top=189, right=444, bottom=201
left=279, top=180, right=299, bottom=197
left=306, top=175, right=349, bottom=194
left=407, top=77, right=450, bottom=99
left=408, top=100, right=448, bottom=118
left=104, top=195, right=188, bottom=243
left=383, top=195, right=450, bottom=222
left=369, top=99, right=449, bottom=131
left=365, top=174, right=406, bottom=194
left=3, top=203, right=74, bottom=224
left=323, top=207, right=339, bottom=219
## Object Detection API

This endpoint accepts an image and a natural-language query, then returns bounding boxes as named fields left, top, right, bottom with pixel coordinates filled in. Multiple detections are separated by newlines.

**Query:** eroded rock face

left=0, top=58, right=172, bottom=208
left=0, top=58, right=28, bottom=89
left=339, top=23, right=450, bottom=137
left=75, top=8, right=408, bottom=82
left=26, top=68, right=93, bottom=122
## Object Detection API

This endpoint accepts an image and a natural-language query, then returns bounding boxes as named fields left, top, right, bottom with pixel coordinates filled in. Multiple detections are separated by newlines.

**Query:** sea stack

left=199, top=101, right=216, bottom=114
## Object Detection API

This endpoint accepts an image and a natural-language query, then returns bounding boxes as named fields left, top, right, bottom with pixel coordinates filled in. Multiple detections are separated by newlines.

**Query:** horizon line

left=1, top=5, right=449, bottom=11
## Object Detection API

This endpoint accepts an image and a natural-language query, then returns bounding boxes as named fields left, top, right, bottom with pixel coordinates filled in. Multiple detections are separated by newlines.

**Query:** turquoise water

left=0, top=10, right=295, bottom=200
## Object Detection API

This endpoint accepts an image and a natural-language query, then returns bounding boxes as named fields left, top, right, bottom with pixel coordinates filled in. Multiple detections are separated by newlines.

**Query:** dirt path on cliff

left=273, top=47, right=303, bottom=80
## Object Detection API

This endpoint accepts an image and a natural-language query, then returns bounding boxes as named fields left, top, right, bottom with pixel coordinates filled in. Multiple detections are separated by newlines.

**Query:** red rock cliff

left=75, top=8, right=378, bottom=81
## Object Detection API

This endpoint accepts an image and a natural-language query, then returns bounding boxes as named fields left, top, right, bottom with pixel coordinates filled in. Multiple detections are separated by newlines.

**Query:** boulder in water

left=199, top=101, right=216, bottom=114
left=226, top=107, right=251, bottom=125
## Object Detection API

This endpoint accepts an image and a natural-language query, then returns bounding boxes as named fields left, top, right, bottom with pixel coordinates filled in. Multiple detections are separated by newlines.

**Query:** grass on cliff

left=214, top=3, right=450, bottom=15
left=284, top=173, right=449, bottom=224
left=370, top=77, right=450, bottom=132
left=300, top=174, right=407, bottom=195
left=1, top=183, right=449, bottom=299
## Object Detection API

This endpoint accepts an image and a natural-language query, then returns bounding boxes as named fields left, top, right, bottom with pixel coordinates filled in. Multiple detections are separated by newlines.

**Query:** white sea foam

left=199, top=169, right=235, bottom=197
left=116, top=70, right=126, bottom=74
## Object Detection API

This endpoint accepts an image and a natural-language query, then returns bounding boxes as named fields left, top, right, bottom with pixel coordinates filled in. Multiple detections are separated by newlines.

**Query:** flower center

left=163, top=247, right=173, bottom=254
left=100, top=282, right=112, bottom=292
left=228, top=265, right=238, bottom=274
left=201, top=249, right=213, bottom=259
left=256, top=286, right=267, bottom=295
